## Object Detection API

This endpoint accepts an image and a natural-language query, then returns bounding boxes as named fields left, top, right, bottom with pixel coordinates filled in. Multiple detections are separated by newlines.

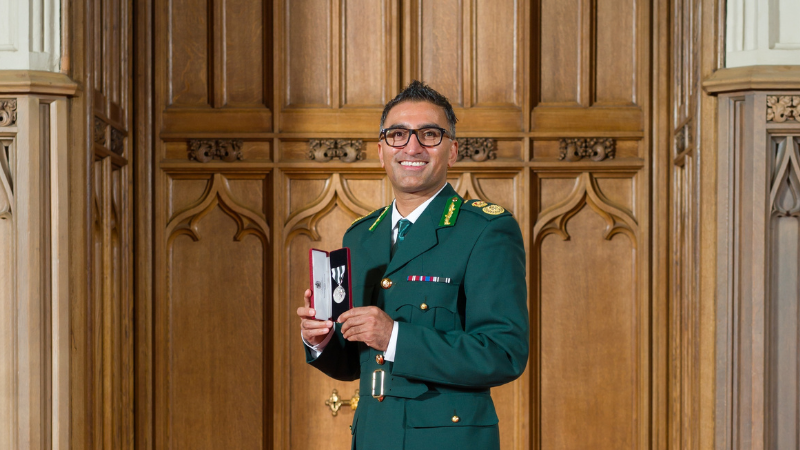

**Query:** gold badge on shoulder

left=471, top=200, right=488, bottom=208
left=483, top=204, right=505, bottom=215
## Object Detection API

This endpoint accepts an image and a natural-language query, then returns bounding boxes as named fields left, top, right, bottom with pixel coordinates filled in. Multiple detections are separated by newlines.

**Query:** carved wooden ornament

left=558, top=138, right=616, bottom=161
left=456, top=138, right=497, bottom=162
left=94, top=117, right=107, bottom=145
left=0, top=100, right=17, bottom=127
left=767, top=96, right=800, bottom=123
left=307, top=139, right=365, bottom=163
left=188, top=139, right=244, bottom=162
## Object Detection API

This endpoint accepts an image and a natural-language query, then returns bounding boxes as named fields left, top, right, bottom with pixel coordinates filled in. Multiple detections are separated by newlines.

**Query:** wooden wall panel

left=169, top=0, right=209, bottom=107
left=474, top=0, right=520, bottom=107
left=539, top=0, right=580, bottom=105
left=225, top=0, right=265, bottom=106
left=285, top=0, right=332, bottom=107
left=419, top=0, right=462, bottom=106
left=170, top=216, right=264, bottom=450
left=342, top=0, right=390, bottom=107
left=533, top=171, right=643, bottom=450
left=595, top=0, right=635, bottom=105
left=156, top=172, right=272, bottom=450
left=767, top=135, right=800, bottom=449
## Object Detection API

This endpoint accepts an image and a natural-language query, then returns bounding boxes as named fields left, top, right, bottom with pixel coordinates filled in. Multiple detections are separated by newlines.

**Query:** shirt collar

left=391, top=183, right=448, bottom=229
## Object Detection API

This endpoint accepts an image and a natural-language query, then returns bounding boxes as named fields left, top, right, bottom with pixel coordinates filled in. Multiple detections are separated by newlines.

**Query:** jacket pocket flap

left=405, top=393, right=498, bottom=428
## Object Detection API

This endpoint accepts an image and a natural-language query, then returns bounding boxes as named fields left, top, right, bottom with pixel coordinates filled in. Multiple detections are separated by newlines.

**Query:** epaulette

left=347, top=206, right=389, bottom=232
left=438, top=195, right=463, bottom=227
left=460, top=199, right=511, bottom=220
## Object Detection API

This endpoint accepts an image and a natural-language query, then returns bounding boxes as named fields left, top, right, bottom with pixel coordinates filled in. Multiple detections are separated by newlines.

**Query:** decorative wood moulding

left=558, top=138, right=616, bottom=162
left=166, top=173, right=270, bottom=244
left=769, top=137, right=800, bottom=217
left=94, top=117, right=107, bottom=145
left=767, top=96, right=800, bottom=123
left=533, top=172, right=638, bottom=245
left=110, top=128, right=124, bottom=155
left=307, top=139, right=365, bottom=163
left=187, top=139, right=244, bottom=163
left=703, top=66, right=800, bottom=94
left=0, top=99, right=17, bottom=126
left=456, top=138, right=496, bottom=162
left=0, top=71, right=79, bottom=96
left=0, top=140, right=13, bottom=219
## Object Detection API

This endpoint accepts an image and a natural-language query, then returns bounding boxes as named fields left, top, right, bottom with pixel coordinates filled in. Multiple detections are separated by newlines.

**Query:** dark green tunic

left=307, top=184, right=529, bottom=450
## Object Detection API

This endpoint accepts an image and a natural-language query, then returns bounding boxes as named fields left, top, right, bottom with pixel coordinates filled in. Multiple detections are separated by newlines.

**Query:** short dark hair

left=380, top=80, right=458, bottom=138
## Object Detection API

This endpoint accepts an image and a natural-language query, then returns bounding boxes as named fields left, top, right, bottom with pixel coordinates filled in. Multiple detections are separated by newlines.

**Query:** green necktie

left=391, top=219, right=412, bottom=258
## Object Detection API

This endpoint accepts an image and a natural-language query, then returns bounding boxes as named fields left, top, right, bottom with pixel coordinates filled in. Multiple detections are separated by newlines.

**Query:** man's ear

left=448, top=139, right=458, bottom=167
left=378, top=142, right=385, bottom=168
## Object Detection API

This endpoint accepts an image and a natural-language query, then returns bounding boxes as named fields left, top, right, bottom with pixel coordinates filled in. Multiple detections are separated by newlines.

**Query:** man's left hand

left=338, top=306, right=393, bottom=351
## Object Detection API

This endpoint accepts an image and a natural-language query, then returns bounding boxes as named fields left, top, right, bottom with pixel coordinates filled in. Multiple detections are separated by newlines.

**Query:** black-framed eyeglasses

left=380, top=127, right=450, bottom=148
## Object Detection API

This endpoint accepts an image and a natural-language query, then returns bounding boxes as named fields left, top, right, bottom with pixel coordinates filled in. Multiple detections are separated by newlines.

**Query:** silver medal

left=331, top=265, right=346, bottom=304
left=333, top=285, right=345, bottom=303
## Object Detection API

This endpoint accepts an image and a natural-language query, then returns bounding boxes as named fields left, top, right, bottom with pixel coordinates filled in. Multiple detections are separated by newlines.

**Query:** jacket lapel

left=384, top=185, right=457, bottom=276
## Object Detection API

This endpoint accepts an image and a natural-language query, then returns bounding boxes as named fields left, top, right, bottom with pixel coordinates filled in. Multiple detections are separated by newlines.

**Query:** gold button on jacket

left=380, top=278, right=393, bottom=289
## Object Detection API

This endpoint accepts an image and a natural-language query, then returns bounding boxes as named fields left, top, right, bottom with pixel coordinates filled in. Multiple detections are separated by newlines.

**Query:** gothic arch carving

left=166, top=173, right=270, bottom=245
left=0, top=140, right=13, bottom=219
left=533, top=172, right=638, bottom=246
left=283, top=173, right=374, bottom=244
left=769, top=137, right=800, bottom=217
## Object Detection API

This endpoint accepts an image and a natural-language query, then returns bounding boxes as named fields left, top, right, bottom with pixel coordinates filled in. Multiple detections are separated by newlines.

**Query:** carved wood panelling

left=534, top=0, right=645, bottom=131
left=532, top=171, right=643, bottom=449
left=139, top=1, right=667, bottom=449
left=670, top=0, right=706, bottom=448
left=306, top=139, right=365, bottom=163
left=0, top=139, right=13, bottom=219
left=456, top=138, right=497, bottom=162
left=159, top=0, right=272, bottom=133
left=187, top=139, right=245, bottom=163
left=767, top=136, right=800, bottom=449
left=767, top=96, right=800, bottom=123
left=0, top=99, right=17, bottom=126
left=157, top=172, right=271, bottom=450
left=557, top=138, right=616, bottom=162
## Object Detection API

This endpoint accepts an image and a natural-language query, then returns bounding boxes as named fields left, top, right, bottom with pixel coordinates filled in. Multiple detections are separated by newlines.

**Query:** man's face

left=378, top=101, right=458, bottom=198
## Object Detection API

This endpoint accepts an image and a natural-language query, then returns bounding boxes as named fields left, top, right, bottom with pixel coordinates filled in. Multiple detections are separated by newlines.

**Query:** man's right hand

left=297, top=289, right=334, bottom=346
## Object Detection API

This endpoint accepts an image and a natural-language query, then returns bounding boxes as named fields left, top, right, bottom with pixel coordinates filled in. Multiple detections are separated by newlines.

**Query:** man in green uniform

left=297, top=81, right=529, bottom=450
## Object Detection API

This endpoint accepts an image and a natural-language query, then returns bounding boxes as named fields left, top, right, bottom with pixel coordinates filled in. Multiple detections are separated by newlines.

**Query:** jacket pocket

left=405, top=392, right=498, bottom=428
left=396, top=282, right=459, bottom=332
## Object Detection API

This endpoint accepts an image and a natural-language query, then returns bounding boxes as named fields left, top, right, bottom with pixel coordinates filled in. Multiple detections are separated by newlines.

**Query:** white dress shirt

left=305, top=184, right=448, bottom=361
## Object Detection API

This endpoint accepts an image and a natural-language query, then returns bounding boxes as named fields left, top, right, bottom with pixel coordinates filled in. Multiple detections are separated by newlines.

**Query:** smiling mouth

left=400, top=161, right=427, bottom=167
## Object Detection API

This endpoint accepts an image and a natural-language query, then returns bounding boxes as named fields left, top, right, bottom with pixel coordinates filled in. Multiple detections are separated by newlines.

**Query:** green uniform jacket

left=307, top=184, right=529, bottom=450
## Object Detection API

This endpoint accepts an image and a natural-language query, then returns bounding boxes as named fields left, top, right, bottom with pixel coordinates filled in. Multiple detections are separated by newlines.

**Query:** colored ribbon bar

left=407, top=275, right=451, bottom=283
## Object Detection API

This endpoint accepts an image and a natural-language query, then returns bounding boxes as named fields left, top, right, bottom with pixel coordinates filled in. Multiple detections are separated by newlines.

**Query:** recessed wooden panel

left=595, top=0, right=636, bottom=105
left=474, top=0, right=519, bottom=107
left=342, top=0, right=388, bottom=107
left=287, top=178, right=328, bottom=217
left=225, top=0, right=265, bottom=106
left=169, top=179, right=213, bottom=218
left=285, top=0, right=332, bottom=107
left=767, top=136, right=800, bottom=449
left=539, top=208, right=637, bottom=449
left=539, top=0, right=580, bottom=105
left=420, top=0, right=463, bottom=106
left=169, top=210, right=264, bottom=450
left=169, top=0, right=209, bottom=106
left=0, top=192, right=12, bottom=450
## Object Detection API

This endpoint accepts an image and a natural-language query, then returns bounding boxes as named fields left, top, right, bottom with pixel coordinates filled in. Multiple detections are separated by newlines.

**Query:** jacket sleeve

left=307, top=324, right=361, bottom=382
left=390, top=215, right=529, bottom=388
